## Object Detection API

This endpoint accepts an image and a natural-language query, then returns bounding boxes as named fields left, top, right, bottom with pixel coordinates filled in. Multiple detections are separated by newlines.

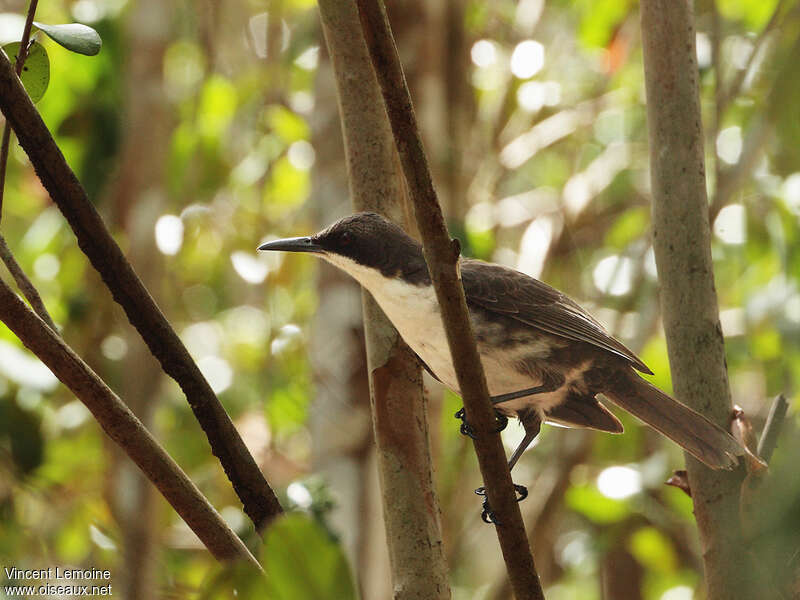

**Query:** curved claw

left=474, top=482, right=529, bottom=525
left=455, top=408, right=507, bottom=438
left=494, top=413, right=508, bottom=433
left=454, top=408, right=477, bottom=439
left=481, top=503, right=497, bottom=524
left=514, top=483, right=528, bottom=502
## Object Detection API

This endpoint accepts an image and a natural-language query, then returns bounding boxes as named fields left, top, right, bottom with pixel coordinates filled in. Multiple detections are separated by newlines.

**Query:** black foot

left=454, top=407, right=475, bottom=439
left=454, top=408, right=509, bottom=440
left=474, top=484, right=529, bottom=525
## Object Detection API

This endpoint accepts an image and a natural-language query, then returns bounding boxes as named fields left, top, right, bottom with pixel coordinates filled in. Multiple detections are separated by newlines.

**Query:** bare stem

left=0, top=0, right=39, bottom=222
left=641, top=2, right=757, bottom=597
left=0, top=276, right=260, bottom=567
left=757, top=394, right=788, bottom=463
left=318, top=0, right=451, bottom=596
left=0, top=48, right=282, bottom=532
left=719, top=0, right=788, bottom=112
left=0, top=233, right=57, bottom=331
left=353, top=0, right=544, bottom=597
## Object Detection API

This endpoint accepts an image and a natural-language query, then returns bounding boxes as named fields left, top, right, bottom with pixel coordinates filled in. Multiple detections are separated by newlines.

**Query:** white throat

left=320, top=252, right=456, bottom=380
left=318, top=251, right=567, bottom=415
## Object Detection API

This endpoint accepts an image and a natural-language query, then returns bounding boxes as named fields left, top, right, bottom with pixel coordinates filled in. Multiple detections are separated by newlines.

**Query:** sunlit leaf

left=262, top=514, right=358, bottom=600
left=265, top=157, right=309, bottom=209
left=575, top=0, right=633, bottom=48
left=264, top=105, right=309, bottom=143
left=605, top=207, right=649, bottom=249
left=752, top=327, right=781, bottom=361
left=628, top=526, right=677, bottom=573
left=33, top=22, right=102, bottom=56
left=565, top=483, right=631, bottom=524
left=638, top=336, right=672, bottom=393
left=2, top=40, right=49, bottom=102
left=198, top=75, right=238, bottom=143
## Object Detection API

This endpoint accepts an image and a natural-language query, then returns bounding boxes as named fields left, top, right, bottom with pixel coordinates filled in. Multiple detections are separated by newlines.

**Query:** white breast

left=321, top=253, right=569, bottom=413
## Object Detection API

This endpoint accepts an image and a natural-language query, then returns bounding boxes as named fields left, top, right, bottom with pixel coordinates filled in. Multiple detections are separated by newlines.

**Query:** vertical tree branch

left=0, top=48, right=282, bottom=532
left=0, top=234, right=57, bottom=331
left=318, top=0, right=451, bottom=597
left=354, top=1, right=544, bottom=598
left=640, top=2, right=756, bottom=598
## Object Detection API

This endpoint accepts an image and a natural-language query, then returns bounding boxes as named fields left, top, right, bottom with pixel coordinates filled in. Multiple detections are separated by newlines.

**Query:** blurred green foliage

left=0, top=0, right=797, bottom=597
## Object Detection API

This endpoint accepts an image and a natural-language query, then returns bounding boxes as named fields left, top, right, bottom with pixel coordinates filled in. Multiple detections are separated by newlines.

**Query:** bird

left=258, top=211, right=745, bottom=472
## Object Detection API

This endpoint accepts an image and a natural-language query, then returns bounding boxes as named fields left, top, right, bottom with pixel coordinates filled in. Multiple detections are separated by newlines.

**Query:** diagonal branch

left=0, top=49, right=282, bottom=532
left=0, top=277, right=260, bottom=567
left=353, top=1, right=544, bottom=598
left=757, top=394, right=788, bottom=463
left=0, top=233, right=57, bottom=331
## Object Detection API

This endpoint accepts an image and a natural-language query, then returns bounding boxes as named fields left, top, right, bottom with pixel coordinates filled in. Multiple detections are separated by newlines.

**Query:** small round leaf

left=2, top=40, right=50, bottom=102
left=32, top=22, right=101, bottom=56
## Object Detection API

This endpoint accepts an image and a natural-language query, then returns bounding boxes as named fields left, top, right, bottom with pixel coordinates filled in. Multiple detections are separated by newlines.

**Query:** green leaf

left=262, top=514, right=358, bottom=600
left=628, top=526, right=677, bottom=573
left=33, top=22, right=102, bottom=56
left=565, top=484, right=631, bottom=524
left=2, top=40, right=49, bottom=102
left=605, top=206, right=649, bottom=249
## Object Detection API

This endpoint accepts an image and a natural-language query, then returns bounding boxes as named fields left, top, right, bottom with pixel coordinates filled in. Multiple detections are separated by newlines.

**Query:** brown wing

left=461, top=259, right=653, bottom=374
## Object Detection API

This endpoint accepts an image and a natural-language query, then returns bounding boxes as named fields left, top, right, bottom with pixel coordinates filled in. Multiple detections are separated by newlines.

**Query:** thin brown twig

left=354, top=1, right=544, bottom=598
left=710, top=0, right=723, bottom=214
left=0, top=125, right=11, bottom=217
left=757, top=394, right=788, bottom=463
left=0, top=0, right=59, bottom=341
left=718, top=0, right=788, bottom=113
left=0, top=275, right=260, bottom=567
left=0, top=233, right=57, bottom=331
left=0, top=0, right=39, bottom=222
left=0, top=49, right=282, bottom=532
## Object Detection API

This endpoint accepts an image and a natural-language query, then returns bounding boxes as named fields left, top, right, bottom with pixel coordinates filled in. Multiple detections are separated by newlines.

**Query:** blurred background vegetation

left=0, top=0, right=798, bottom=598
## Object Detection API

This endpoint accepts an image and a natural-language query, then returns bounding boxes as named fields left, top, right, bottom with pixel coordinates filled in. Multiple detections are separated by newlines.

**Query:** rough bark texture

left=318, top=1, right=451, bottom=597
left=0, top=49, right=282, bottom=532
left=640, top=2, right=756, bottom=598
left=354, top=1, right=543, bottom=598
left=0, top=279, right=259, bottom=567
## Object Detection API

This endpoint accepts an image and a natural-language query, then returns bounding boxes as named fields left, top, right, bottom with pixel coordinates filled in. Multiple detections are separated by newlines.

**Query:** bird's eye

left=340, top=231, right=352, bottom=246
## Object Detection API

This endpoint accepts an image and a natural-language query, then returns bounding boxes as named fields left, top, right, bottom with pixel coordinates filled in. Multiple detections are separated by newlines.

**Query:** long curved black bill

left=258, top=236, right=324, bottom=254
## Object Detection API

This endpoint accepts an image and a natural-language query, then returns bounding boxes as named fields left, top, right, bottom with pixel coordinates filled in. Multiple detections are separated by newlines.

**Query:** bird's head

left=258, top=212, right=429, bottom=286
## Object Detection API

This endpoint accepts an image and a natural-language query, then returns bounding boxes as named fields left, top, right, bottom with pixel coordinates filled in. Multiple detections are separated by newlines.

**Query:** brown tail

left=603, top=373, right=745, bottom=470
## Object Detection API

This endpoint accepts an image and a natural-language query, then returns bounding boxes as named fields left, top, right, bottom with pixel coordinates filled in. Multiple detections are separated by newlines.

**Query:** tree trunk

left=317, top=0, right=451, bottom=598
left=640, top=2, right=757, bottom=598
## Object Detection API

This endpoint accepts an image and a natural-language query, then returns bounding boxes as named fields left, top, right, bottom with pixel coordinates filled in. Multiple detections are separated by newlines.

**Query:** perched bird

left=259, top=212, right=744, bottom=471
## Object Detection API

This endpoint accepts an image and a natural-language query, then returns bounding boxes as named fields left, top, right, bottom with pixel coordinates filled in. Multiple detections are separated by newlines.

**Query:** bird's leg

left=472, top=411, right=541, bottom=524
left=507, top=411, right=542, bottom=471
left=491, top=383, right=553, bottom=406
left=455, top=382, right=553, bottom=439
